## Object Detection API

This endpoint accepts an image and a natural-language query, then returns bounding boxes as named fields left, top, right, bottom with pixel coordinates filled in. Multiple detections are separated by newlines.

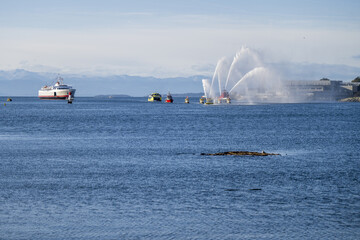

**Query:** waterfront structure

left=285, top=79, right=360, bottom=101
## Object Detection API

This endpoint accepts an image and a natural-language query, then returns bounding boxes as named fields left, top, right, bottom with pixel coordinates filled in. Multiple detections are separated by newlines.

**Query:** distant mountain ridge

left=0, top=69, right=208, bottom=97
left=1, top=62, right=359, bottom=97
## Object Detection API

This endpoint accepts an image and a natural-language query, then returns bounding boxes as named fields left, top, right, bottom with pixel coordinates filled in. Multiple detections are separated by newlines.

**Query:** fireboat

left=148, top=93, right=162, bottom=102
left=217, top=90, right=231, bottom=104
left=165, top=92, right=173, bottom=103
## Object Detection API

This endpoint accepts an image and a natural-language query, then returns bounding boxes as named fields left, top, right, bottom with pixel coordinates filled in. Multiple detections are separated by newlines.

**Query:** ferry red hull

left=39, top=95, right=69, bottom=100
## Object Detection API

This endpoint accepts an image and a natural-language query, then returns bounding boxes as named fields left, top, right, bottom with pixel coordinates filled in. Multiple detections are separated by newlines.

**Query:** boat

left=38, top=76, right=76, bottom=103
left=7, top=98, right=12, bottom=102
left=199, top=96, right=205, bottom=104
left=218, top=89, right=231, bottom=104
left=185, top=96, right=189, bottom=104
left=148, top=93, right=162, bottom=102
left=165, top=92, right=173, bottom=103
left=205, top=98, right=213, bottom=105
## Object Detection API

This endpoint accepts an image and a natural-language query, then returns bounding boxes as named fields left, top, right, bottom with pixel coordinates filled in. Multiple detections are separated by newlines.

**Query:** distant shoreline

left=339, top=97, right=360, bottom=102
left=0, top=93, right=205, bottom=98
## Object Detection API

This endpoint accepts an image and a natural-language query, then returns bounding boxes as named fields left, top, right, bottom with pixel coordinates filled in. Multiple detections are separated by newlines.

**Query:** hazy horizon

left=0, top=67, right=359, bottom=97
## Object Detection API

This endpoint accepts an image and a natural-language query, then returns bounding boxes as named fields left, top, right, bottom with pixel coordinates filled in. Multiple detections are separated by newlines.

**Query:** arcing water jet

left=203, top=46, right=284, bottom=103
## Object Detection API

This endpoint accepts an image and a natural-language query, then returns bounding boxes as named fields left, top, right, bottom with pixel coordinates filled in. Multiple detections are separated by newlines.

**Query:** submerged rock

left=201, top=151, right=280, bottom=156
left=224, top=188, right=240, bottom=192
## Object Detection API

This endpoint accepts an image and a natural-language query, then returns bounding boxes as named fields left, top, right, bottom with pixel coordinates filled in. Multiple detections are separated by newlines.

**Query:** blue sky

left=1, top=0, right=359, bottom=78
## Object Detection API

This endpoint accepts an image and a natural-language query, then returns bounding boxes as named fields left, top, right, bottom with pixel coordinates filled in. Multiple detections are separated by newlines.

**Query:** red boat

left=219, top=89, right=230, bottom=99
left=218, top=89, right=231, bottom=103
left=165, top=92, right=173, bottom=103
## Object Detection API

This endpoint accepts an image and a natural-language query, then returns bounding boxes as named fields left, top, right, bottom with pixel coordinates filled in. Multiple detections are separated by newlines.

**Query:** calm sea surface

left=0, top=97, right=359, bottom=239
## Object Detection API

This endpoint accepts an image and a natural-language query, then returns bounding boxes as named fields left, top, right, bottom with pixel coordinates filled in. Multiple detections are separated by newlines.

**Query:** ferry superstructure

left=38, top=76, right=76, bottom=103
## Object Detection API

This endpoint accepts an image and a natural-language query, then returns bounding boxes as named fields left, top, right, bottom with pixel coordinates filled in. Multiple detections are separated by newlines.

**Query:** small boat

left=199, top=96, right=205, bottom=104
left=38, top=76, right=76, bottom=103
left=218, top=89, right=231, bottom=104
left=7, top=98, right=12, bottom=102
left=205, top=98, right=213, bottom=105
left=185, top=96, right=189, bottom=104
left=148, top=93, right=162, bottom=102
left=165, top=92, right=173, bottom=103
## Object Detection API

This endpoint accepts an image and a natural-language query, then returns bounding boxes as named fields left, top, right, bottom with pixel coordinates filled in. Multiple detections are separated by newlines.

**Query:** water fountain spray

left=203, top=46, right=284, bottom=103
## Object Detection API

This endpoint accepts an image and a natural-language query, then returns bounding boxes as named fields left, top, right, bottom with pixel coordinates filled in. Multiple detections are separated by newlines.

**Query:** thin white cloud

left=1, top=4, right=360, bottom=78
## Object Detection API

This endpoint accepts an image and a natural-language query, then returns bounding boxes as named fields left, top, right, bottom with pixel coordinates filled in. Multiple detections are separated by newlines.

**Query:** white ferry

left=38, top=76, right=76, bottom=103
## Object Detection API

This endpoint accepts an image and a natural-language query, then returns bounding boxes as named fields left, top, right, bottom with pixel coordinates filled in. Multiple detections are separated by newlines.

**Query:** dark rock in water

left=224, top=188, right=240, bottom=192
left=201, top=151, right=280, bottom=156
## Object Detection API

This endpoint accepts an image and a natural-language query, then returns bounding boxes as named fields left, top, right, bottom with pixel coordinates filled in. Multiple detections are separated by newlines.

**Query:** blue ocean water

left=0, top=97, right=359, bottom=239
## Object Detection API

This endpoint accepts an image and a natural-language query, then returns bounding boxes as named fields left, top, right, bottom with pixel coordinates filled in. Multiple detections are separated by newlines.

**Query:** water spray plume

left=210, top=57, right=228, bottom=98
left=229, top=67, right=267, bottom=94
left=225, top=51, right=242, bottom=90
left=203, top=46, right=285, bottom=103
left=202, top=79, right=211, bottom=99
